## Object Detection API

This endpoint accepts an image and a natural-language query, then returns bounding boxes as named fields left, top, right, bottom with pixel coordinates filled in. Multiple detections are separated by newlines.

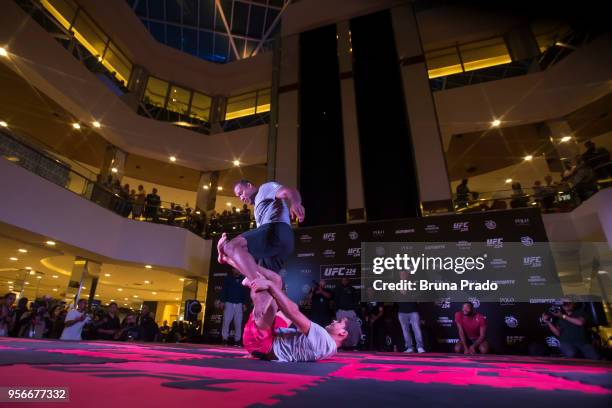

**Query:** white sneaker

left=404, top=348, right=415, bottom=353
left=417, top=347, right=426, bottom=353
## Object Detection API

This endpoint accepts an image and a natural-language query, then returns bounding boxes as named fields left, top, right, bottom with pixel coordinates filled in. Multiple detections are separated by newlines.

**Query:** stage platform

left=0, top=338, right=610, bottom=407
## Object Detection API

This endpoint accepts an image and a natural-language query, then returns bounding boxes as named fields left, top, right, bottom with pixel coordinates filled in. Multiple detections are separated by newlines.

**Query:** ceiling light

left=46, top=241, right=56, bottom=246
left=0, top=47, right=8, bottom=57
left=52, top=275, right=58, bottom=278
left=144, top=280, right=150, bottom=284
left=124, top=297, right=128, bottom=300
left=9, top=257, right=18, bottom=261
left=175, top=298, right=179, bottom=300
left=53, top=288, right=58, bottom=291
left=233, top=160, right=240, bottom=167
left=169, top=156, right=177, bottom=162
left=560, top=136, right=571, bottom=143
left=226, top=202, right=231, bottom=206
left=82, top=286, right=86, bottom=289
left=117, top=288, right=123, bottom=291
left=217, top=186, right=223, bottom=191
left=29, top=271, right=35, bottom=275
left=18, top=249, right=27, bottom=253
left=0, top=120, right=7, bottom=127
left=145, top=265, right=152, bottom=269
left=36, top=276, right=42, bottom=279
left=505, top=178, right=512, bottom=184
left=95, top=294, right=99, bottom=297
left=195, top=211, right=200, bottom=214
left=8, top=281, right=13, bottom=284
left=203, top=185, right=209, bottom=190
left=92, top=121, right=101, bottom=128
left=25, top=267, right=32, bottom=270
left=25, top=282, right=29, bottom=285
left=123, top=303, right=128, bottom=306
left=524, top=155, right=533, bottom=161
left=133, top=295, right=138, bottom=298
left=110, top=299, right=115, bottom=302
left=491, top=119, right=501, bottom=127
left=111, top=167, right=118, bottom=173
left=72, top=123, right=81, bottom=130
left=152, top=292, right=157, bottom=295
left=104, top=273, right=111, bottom=277
left=598, top=270, right=608, bottom=275
left=179, top=278, right=185, bottom=281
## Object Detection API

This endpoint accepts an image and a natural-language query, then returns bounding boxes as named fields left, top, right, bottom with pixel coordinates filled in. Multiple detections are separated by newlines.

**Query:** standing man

left=217, top=180, right=304, bottom=319
left=308, top=279, right=333, bottom=327
left=454, top=301, right=489, bottom=354
left=334, top=277, right=362, bottom=349
left=220, top=269, right=249, bottom=346
left=60, top=299, right=90, bottom=341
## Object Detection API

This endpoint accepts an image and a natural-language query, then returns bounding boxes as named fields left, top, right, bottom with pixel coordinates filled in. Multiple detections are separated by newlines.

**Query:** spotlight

left=72, top=123, right=81, bottom=130
left=0, top=120, right=7, bottom=127
left=524, top=155, right=533, bottom=161
left=491, top=119, right=501, bottom=127
left=46, top=240, right=56, bottom=246
left=560, top=136, right=571, bottom=143
left=233, top=160, right=240, bottom=167
left=169, top=156, right=177, bottom=162
left=0, top=47, right=8, bottom=57
left=92, top=121, right=101, bottom=128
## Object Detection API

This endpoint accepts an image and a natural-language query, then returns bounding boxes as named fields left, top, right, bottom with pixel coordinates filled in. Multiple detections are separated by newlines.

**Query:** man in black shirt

left=542, top=301, right=599, bottom=359
left=308, top=279, right=332, bottom=327
left=97, top=302, right=121, bottom=340
left=116, top=313, right=140, bottom=341
left=362, top=287, right=384, bottom=351
left=334, top=277, right=362, bottom=348
left=220, top=269, right=249, bottom=346
left=137, top=304, right=159, bottom=342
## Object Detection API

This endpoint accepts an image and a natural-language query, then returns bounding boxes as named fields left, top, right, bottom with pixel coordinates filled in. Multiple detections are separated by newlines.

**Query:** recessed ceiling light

left=226, top=202, right=231, bottom=206
left=524, top=155, right=533, bottom=161
left=110, top=299, right=115, bottom=302
left=104, top=273, right=111, bottom=277
left=491, top=119, right=501, bottom=127
left=233, top=160, right=240, bottom=167
left=144, top=280, right=150, bottom=284
left=152, top=292, right=157, bottom=295
left=9, top=257, right=18, bottom=261
left=175, top=298, right=179, bottom=300
left=217, top=186, right=223, bottom=191
left=145, top=265, right=152, bottom=269
left=18, top=249, right=27, bottom=253
left=36, top=276, right=42, bottom=279
left=0, top=47, right=8, bottom=57
left=29, top=271, right=35, bottom=275
left=95, top=294, right=99, bottom=297
left=203, top=185, right=209, bottom=190
left=82, top=286, right=86, bottom=289
left=72, top=123, right=81, bottom=130
left=133, top=295, right=138, bottom=298
left=8, top=281, right=13, bottom=284
left=111, top=167, right=118, bottom=173
left=25, top=282, right=29, bottom=285
left=560, top=136, right=571, bottom=143
left=46, top=241, right=56, bottom=246
left=169, top=156, right=177, bottom=162
left=25, top=267, right=32, bottom=270
left=92, top=121, right=101, bottom=128
left=0, top=120, right=7, bottom=127
left=505, top=178, right=512, bottom=184
left=52, top=275, right=58, bottom=278
left=179, top=278, right=185, bottom=281
left=123, top=303, right=128, bottom=306
left=117, top=288, right=123, bottom=291
left=53, top=288, right=58, bottom=291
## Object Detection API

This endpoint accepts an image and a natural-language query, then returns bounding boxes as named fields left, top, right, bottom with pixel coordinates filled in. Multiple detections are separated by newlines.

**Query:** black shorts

left=240, top=222, right=294, bottom=273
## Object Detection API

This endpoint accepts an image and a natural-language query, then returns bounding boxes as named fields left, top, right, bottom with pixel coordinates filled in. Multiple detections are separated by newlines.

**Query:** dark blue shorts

left=240, top=222, right=294, bottom=273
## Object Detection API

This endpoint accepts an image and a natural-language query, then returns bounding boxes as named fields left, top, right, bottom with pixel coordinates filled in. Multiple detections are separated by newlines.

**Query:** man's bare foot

left=217, top=233, right=229, bottom=264
left=241, top=277, right=251, bottom=287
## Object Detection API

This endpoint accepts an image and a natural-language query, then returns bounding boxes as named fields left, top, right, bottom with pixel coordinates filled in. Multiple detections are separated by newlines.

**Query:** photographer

left=60, top=299, right=90, bottom=340
left=308, top=279, right=332, bottom=327
left=115, top=313, right=140, bottom=341
left=542, top=301, right=600, bottom=360
left=19, top=306, right=48, bottom=338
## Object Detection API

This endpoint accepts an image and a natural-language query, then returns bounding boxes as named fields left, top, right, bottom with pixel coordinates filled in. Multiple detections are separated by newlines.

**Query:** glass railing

left=451, top=179, right=611, bottom=215
left=1, top=128, right=255, bottom=237
left=15, top=0, right=133, bottom=92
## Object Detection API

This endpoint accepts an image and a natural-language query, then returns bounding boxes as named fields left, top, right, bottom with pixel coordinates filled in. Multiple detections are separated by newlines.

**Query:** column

left=391, top=4, right=453, bottom=214
left=196, top=171, right=220, bottom=213
left=267, top=35, right=281, bottom=181
left=504, top=25, right=541, bottom=63
left=99, top=145, right=127, bottom=183
left=65, top=257, right=101, bottom=307
left=336, top=21, right=365, bottom=222
left=121, top=64, right=149, bottom=111
left=209, top=96, right=226, bottom=134
left=275, top=34, right=299, bottom=187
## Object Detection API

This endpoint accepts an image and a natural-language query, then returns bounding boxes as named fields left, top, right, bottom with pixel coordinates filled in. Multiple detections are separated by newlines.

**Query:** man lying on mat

left=244, top=274, right=349, bottom=362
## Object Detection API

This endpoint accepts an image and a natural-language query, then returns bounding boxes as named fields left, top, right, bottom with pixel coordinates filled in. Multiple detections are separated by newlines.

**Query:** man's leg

left=221, top=303, right=233, bottom=342
left=234, top=303, right=243, bottom=342
left=398, top=313, right=414, bottom=351
left=409, top=312, right=425, bottom=350
left=559, top=342, right=578, bottom=358
left=577, top=343, right=600, bottom=360
left=478, top=340, right=490, bottom=354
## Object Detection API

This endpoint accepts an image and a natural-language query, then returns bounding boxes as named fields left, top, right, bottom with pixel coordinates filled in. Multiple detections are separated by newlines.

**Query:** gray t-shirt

left=254, top=182, right=291, bottom=227
left=272, top=322, right=337, bottom=362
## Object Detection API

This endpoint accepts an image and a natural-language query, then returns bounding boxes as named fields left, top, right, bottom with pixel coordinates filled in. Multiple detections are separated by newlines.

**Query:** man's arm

left=472, top=324, right=487, bottom=348
left=455, top=318, right=468, bottom=351
left=252, top=279, right=311, bottom=334
left=276, top=186, right=305, bottom=222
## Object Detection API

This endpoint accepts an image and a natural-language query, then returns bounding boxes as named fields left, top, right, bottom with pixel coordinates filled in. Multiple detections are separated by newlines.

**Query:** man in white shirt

left=60, top=299, right=90, bottom=341
left=243, top=273, right=348, bottom=362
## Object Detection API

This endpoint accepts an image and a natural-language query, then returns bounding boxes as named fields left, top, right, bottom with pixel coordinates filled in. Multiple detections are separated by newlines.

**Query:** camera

left=548, top=305, right=561, bottom=314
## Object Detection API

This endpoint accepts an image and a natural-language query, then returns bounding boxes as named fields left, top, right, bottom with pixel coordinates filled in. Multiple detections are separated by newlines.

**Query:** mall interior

left=0, top=0, right=612, bottom=394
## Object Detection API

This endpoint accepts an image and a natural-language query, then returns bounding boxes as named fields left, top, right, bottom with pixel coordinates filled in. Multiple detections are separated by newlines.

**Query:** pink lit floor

left=0, top=337, right=610, bottom=407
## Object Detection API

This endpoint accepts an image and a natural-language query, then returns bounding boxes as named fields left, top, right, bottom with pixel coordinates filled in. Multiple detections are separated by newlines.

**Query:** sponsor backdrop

left=205, top=208, right=563, bottom=354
